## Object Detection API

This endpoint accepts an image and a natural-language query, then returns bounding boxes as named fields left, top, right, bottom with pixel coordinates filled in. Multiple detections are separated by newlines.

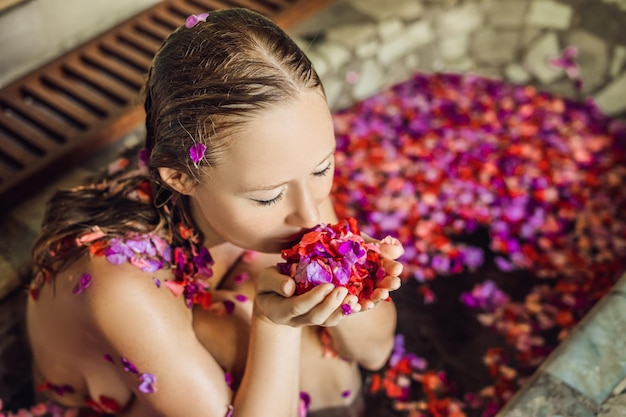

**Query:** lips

left=279, top=230, right=307, bottom=246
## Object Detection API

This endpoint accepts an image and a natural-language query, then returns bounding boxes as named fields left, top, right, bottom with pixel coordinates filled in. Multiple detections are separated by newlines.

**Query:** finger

left=256, top=267, right=296, bottom=297
left=370, top=287, right=390, bottom=302
left=295, top=286, right=347, bottom=326
left=377, top=275, right=402, bottom=292
left=379, top=236, right=404, bottom=260
left=381, top=258, right=403, bottom=277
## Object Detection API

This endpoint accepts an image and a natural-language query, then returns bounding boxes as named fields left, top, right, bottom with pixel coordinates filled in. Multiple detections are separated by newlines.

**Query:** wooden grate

left=0, top=0, right=332, bottom=210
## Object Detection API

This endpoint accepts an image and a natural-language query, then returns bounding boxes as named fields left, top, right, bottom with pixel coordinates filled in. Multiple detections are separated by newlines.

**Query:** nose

left=286, top=185, right=320, bottom=229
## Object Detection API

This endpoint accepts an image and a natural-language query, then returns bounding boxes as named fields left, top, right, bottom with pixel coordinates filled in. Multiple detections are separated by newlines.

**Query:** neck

left=188, top=196, right=225, bottom=250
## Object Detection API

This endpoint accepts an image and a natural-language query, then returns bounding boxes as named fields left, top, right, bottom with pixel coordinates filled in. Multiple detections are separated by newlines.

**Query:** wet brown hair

left=32, top=8, right=323, bottom=277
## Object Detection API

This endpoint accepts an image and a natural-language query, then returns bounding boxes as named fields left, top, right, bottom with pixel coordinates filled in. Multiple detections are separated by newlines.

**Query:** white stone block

left=326, top=23, right=377, bottom=49
left=610, top=46, right=626, bottom=78
left=356, top=40, right=379, bottom=59
left=377, top=21, right=434, bottom=66
left=472, top=29, right=519, bottom=66
left=436, top=3, right=484, bottom=35
left=322, top=77, right=346, bottom=110
left=314, top=41, right=352, bottom=71
left=346, top=0, right=424, bottom=21
left=505, top=63, right=532, bottom=84
left=307, top=51, right=329, bottom=78
left=527, top=0, right=573, bottom=30
left=524, top=32, right=563, bottom=84
left=594, top=72, right=626, bottom=116
left=352, top=59, right=385, bottom=101
left=438, top=35, right=469, bottom=63
left=378, top=18, right=404, bottom=41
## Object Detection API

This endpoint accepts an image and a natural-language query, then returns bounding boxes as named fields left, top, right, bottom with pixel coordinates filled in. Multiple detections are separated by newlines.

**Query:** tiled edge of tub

left=497, top=272, right=626, bottom=417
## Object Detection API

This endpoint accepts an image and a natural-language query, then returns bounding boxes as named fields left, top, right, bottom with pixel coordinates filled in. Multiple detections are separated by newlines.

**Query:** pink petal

left=164, top=280, right=185, bottom=297
left=184, top=13, right=209, bottom=29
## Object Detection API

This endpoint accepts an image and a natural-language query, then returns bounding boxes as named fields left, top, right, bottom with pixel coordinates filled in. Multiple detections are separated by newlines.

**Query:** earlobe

left=158, top=167, right=196, bottom=195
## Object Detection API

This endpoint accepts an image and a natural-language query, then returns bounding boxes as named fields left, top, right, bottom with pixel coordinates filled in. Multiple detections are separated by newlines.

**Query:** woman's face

left=189, top=89, right=336, bottom=253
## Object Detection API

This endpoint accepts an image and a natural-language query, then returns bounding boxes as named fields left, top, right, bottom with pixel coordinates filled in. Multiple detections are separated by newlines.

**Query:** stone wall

left=289, top=0, right=626, bottom=118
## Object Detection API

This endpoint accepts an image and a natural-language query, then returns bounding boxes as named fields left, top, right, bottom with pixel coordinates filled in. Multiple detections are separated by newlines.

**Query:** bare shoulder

left=59, top=255, right=233, bottom=415
left=64, top=254, right=190, bottom=341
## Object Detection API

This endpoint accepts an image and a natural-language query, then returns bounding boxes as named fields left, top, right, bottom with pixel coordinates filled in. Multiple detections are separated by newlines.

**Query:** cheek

left=315, top=176, right=334, bottom=202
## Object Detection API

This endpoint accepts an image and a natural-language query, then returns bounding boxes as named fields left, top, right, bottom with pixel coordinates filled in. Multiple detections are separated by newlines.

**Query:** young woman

left=27, top=8, right=404, bottom=417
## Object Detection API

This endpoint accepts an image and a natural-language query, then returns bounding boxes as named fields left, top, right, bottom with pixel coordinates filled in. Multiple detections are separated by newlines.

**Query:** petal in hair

left=185, top=13, right=209, bottom=29
left=189, top=143, right=207, bottom=167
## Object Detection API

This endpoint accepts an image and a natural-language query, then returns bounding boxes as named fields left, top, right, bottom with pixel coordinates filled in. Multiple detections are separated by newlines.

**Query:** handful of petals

left=277, top=218, right=388, bottom=302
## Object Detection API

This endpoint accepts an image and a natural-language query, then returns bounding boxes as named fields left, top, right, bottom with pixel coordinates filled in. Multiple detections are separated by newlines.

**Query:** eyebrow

left=241, top=148, right=335, bottom=193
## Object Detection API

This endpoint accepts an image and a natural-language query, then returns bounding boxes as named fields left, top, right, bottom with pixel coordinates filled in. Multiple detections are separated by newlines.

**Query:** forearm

left=326, top=299, right=397, bottom=370
left=233, top=308, right=302, bottom=417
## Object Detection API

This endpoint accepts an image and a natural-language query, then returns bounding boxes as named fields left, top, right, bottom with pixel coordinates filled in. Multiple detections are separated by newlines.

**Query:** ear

left=158, top=167, right=196, bottom=196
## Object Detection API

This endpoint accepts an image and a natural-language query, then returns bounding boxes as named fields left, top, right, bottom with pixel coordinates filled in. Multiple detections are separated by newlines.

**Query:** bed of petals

left=331, top=73, right=626, bottom=416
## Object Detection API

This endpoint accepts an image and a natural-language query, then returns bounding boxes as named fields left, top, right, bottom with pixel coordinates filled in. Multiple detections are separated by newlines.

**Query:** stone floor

left=1, top=0, right=625, bottom=415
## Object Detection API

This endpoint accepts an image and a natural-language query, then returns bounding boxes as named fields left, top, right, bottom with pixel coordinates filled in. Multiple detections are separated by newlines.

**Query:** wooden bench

left=0, top=0, right=332, bottom=212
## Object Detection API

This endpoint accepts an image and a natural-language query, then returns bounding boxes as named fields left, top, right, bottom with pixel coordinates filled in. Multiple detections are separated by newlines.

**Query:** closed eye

left=313, top=163, right=332, bottom=177
left=253, top=192, right=284, bottom=206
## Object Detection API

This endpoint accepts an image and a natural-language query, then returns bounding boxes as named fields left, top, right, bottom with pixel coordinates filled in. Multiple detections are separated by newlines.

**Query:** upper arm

left=82, top=257, right=232, bottom=417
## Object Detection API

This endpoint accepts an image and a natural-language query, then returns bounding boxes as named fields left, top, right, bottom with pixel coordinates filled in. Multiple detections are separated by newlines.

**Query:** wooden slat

left=22, top=83, right=96, bottom=129
left=0, top=112, right=56, bottom=153
left=220, top=0, right=275, bottom=15
left=80, top=50, right=146, bottom=90
left=99, top=38, right=153, bottom=73
left=0, top=159, right=17, bottom=179
left=185, top=0, right=230, bottom=11
left=167, top=1, right=205, bottom=19
left=134, top=19, right=173, bottom=42
left=0, top=131, right=37, bottom=166
left=0, top=95, right=70, bottom=143
left=42, top=72, right=114, bottom=117
left=149, top=7, right=184, bottom=30
left=258, top=0, right=293, bottom=8
left=61, top=58, right=136, bottom=104
left=116, top=29, right=162, bottom=57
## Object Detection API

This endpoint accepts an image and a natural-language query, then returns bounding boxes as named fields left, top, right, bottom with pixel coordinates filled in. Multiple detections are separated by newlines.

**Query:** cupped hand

left=255, top=267, right=362, bottom=328
left=361, top=234, right=405, bottom=310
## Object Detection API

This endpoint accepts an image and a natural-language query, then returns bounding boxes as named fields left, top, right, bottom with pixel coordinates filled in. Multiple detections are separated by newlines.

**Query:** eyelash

left=253, top=163, right=332, bottom=206
left=254, top=193, right=284, bottom=206
left=313, top=164, right=332, bottom=177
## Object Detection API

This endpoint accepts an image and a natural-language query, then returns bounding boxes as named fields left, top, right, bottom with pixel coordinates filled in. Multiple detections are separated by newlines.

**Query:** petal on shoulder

left=65, top=255, right=232, bottom=416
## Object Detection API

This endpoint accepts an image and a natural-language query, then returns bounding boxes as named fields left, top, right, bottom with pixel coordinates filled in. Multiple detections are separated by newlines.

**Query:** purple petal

left=189, top=143, right=207, bottom=166
left=223, top=300, right=235, bottom=314
left=138, top=373, right=157, bottom=394
left=494, top=256, right=514, bottom=272
left=80, top=272, right=92, bottom=287
left=224, top=372, right=233, bottom=387
left=341, top=304, right=352, bottom=315
left=306, top=261, right=332, bottom=285
left=121, top=357, right=139, bottom=374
